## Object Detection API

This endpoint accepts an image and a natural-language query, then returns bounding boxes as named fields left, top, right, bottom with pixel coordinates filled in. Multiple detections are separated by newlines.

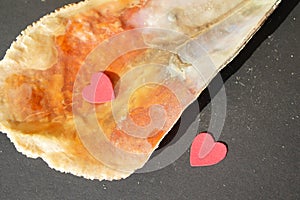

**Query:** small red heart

left=190, top=133, right=227, bottom=167
left=82, top=72, right=115, bottom=104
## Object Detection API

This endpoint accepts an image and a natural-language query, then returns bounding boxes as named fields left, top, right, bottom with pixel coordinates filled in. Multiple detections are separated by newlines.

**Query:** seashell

left=0, top=0, right=281, bottom=180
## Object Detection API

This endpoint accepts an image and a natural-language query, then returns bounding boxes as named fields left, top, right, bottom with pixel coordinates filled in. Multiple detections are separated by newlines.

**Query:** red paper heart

left=190, top=133, right=227, bottom=167
left=82, top=72, right=115, bottom=103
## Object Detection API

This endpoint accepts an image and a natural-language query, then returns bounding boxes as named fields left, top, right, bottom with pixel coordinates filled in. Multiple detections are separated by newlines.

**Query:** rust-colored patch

left=3, top=1, right=180, bottom=155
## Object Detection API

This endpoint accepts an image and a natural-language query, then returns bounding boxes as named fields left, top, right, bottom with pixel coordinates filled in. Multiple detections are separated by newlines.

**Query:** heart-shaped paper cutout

left=190, top=133, right=227, bottom=167
left=82, top=72, right=115, bottom=103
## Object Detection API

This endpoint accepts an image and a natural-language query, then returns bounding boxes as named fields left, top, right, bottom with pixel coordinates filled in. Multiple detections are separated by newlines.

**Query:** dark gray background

left=0, top=0, right=299, bottom=199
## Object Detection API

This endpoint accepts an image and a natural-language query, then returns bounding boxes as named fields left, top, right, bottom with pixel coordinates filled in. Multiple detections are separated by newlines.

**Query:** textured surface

left=0, top=0, right=281, bottom=180
left=0, top=0, right=299, bottom=199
